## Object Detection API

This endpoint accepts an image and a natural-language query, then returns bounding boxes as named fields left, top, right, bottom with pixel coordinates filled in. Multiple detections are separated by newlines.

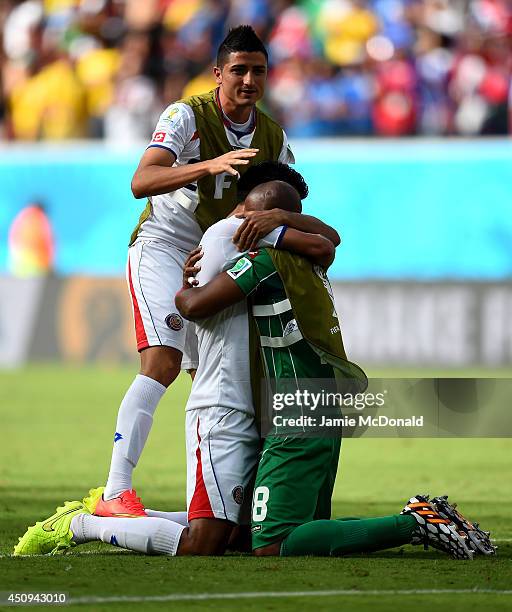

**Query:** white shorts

left=127, top=239, right=198, bottom=369
left=186, top=407, right=260, bottom=525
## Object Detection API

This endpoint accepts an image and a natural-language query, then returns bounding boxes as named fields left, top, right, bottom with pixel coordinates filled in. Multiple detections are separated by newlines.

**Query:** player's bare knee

left=177, top=519, right=232, bottom=556
left=253, top=542, right=281, bottom=556
left=177, top=530, right=224, bottom=556
left=140, top=346, right=182, bottom=388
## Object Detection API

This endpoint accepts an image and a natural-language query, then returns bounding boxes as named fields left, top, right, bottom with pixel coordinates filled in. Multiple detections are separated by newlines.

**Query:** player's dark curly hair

left=217, top=25, right=268, bottom=67
left=237, top=161, right=309, bottom=200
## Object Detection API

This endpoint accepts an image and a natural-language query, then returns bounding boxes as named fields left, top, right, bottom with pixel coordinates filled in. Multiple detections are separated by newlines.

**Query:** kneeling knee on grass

left=177, top=518, right=234, bottom=556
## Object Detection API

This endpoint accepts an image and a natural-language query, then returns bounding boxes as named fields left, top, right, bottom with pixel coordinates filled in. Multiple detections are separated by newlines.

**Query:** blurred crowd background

left=0, top=0, right=510, bottom=141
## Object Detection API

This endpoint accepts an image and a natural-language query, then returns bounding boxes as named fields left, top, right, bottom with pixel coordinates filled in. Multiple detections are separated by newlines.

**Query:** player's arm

left=177, top=250, right=271, bottom=321
left=176, top=272, right=245, bottom=321
left=130, top=103, right=259, bottom=199
left=233, top=210, right=341, bottom=250
left=277, top=228, right=335, bottom=268
left=131, top=147, right=260, bottom=199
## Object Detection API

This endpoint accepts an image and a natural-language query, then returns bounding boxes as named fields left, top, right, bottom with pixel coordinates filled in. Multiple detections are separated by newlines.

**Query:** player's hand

left=233, top=209, right=286, bottom=251
left=205, top=149, right=259, bottom=178
left=183, top=247, right=203, bottom=288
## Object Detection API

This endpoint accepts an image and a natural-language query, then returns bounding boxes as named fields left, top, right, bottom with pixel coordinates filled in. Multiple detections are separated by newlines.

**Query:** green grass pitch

left=1, top=365, right=511, bottom=611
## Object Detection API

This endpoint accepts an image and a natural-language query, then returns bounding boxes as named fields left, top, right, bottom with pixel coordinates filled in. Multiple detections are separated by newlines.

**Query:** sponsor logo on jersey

left=152, top=131, right=166, bottom=143
left=110, top=535, right=119, bottom=546
left=251, top=525, right=262, bottom=533
left=167, top=107, right=179, bottom=120
left=114, top=432, right=123, bottom=443
left=248, top=250, right=259, bottom=259
left=227, top=257, right=252, bottom=280
left=232, top=485, right=244, bottom=505
left=165, top=313, right=184, bottom=331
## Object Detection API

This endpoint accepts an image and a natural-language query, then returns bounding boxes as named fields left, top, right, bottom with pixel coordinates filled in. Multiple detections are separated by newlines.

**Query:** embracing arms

left=176, top=271, right=244, bottom=321
left=177, top=226, right=334, bottom=322
left=233, top=209, right=341, bottom=250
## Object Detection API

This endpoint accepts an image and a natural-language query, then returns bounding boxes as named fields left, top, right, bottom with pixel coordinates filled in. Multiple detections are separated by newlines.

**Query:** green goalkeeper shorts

left=251, top=435, right=341, bottom=550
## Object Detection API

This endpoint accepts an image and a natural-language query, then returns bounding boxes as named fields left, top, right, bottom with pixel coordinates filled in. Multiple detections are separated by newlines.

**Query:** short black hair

left=245, top=181, right=302, bottom=214
left=216, top=25, right=268, bottom=67
left=237, top=161, right=309, bottom=200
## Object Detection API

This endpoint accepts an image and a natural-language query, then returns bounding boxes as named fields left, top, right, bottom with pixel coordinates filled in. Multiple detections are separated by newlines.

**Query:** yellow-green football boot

left=81, top=486, right=105, bottom=514
left=13, top=500, right=87, bottom=556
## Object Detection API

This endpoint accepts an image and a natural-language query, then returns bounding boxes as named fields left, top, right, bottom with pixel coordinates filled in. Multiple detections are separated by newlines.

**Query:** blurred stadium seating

left=0, top=0, right=510, bottom=139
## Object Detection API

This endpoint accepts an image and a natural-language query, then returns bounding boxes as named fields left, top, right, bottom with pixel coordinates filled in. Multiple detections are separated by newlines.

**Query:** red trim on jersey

left=188, top=418, right=214, bottom=520
left=128, top=258, right=149, bottom=351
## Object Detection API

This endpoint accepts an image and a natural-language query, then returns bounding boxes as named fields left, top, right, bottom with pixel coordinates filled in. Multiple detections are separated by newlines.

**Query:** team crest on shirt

left=232, top=485, right=244, bottom=505
left=165, top=313, right=184, bottom=331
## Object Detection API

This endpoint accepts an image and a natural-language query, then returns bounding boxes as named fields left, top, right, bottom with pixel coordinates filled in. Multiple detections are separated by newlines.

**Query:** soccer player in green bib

left=174, top=175, right=492, bottom=560
left=13, top=164, right=493, bottom=560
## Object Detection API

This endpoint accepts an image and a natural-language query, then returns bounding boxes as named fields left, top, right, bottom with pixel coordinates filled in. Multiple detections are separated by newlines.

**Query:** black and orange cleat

left=401, top=494, right=474, bottom=560
left=431, top=495, right=496, bottom=556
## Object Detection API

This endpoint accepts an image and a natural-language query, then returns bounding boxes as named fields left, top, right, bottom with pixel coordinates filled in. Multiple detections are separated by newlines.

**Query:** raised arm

left=233, top=209, right=341, bottom=250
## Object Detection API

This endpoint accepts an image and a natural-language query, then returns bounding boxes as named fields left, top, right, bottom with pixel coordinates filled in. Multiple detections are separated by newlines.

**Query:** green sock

left=280, top=514, right=417, bottom=556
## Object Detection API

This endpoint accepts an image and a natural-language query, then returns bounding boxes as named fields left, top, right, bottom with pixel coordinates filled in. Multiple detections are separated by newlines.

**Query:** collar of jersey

left=215, top=87, right=256, bottom=139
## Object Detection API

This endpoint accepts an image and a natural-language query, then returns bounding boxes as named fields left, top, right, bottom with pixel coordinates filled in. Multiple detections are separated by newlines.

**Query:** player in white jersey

left=15, top=171, right=495, bottom=559
left=182, top=180, right=339, bottom=542
left=95, top=26, right=297, bottom=518
left=13, top=165, right=342, bottom=558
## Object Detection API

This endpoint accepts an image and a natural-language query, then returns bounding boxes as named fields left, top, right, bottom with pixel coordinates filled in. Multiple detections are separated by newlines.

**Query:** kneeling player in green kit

left=176, top=182, right=495, bottom=561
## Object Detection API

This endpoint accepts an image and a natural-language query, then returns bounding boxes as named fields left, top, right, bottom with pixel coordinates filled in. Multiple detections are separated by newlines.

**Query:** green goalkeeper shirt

left=227, top=248, right=336, bottom=382
left=227, top=248, right=340, bottom=436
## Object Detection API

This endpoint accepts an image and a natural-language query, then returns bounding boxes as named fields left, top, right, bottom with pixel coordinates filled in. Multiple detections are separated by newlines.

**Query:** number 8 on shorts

left=252, top=486, right=269, bottom=521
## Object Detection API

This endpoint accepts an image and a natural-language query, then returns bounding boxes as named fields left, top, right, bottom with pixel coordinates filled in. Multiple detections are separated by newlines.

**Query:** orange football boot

left=93, top=489, right=147, bottom=518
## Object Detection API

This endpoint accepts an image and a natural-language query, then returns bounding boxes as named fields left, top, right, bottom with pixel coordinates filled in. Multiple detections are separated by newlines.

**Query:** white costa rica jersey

left=185, top=217, right=285, bottom=413
left=136, top=101, right=294, bottom=253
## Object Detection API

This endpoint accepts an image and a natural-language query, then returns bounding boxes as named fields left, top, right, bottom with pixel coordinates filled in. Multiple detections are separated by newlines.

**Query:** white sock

left=146, top=509, right=189, bottom=526
left=104, top=374, right=166, bottom=500
left=71, top=514, right=185, bottom=556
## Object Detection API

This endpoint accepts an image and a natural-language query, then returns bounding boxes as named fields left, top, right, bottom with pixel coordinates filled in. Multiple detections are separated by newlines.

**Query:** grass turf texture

left=1, top=365, right=511, bottom=611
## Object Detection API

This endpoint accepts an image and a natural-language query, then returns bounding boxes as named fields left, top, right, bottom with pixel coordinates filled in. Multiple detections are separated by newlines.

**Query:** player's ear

left=213, top=66, right=222, bottom=85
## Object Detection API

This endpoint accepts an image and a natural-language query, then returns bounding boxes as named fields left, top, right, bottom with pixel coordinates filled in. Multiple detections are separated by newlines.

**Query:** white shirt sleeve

left=278, top=130, right=295, bottom=164
left=257, top=226, right=285, bottom=248
left=146, top=103, right=195, bottom=160
left=196, top=221, right=285, bottom=286
left=196, top=224, right=233, bottom=286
